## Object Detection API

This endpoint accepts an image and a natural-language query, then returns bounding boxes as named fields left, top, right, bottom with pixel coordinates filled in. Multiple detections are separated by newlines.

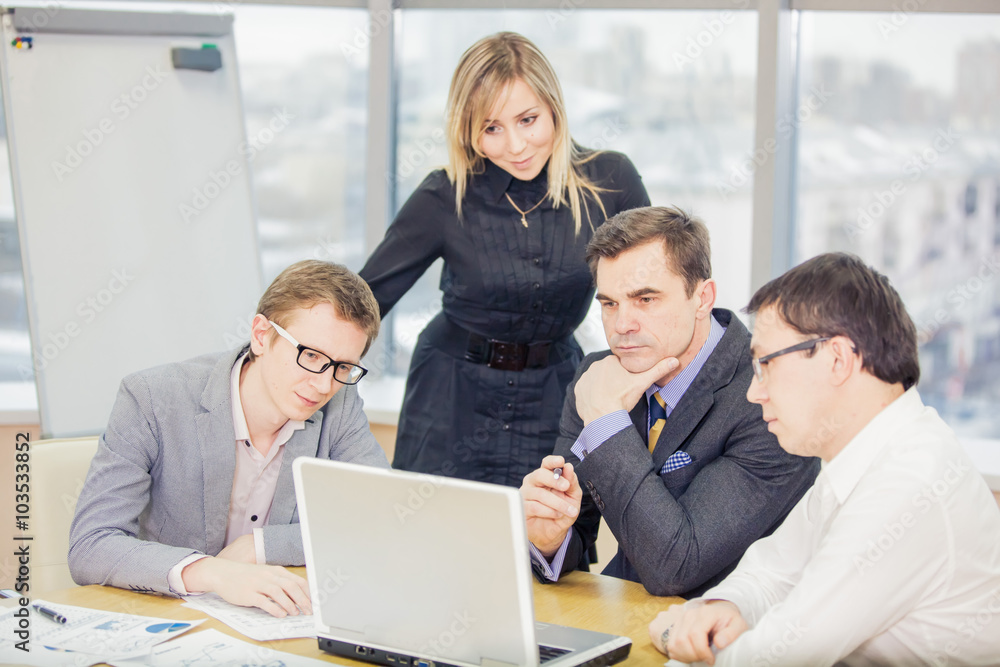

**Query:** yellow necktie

left=648, top=393, right=667, bottom=453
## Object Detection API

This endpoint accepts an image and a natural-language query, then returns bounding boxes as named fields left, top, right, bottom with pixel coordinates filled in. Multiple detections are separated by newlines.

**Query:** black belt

left=465, top=333, right=555, bottom=371
left=429, top=315, right=572, bottom=372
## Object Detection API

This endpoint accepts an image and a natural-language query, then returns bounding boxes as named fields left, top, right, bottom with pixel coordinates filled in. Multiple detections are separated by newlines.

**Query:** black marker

left=553, top=467, right=563, bottom=480
left=32, top=603, right=68, bottom=624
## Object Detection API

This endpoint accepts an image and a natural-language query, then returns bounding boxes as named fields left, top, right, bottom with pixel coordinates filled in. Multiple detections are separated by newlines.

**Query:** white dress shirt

left=678, top=388, right=1000, bottom=666
left=167, top=352, right=303, bottom=594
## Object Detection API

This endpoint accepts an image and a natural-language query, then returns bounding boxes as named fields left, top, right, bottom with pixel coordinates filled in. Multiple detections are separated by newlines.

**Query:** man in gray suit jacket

left=70, top=260, right=390, bottom=617
left=521, top=207, right=818, bottom=598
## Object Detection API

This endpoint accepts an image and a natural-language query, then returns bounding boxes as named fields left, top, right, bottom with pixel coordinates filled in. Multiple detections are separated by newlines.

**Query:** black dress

left=359, top=150, right=650, bottom=486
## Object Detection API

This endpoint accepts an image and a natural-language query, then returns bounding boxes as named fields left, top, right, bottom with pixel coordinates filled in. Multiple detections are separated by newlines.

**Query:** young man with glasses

left=70, top=260, right=389, bottom=617
left=651, top=252, right=1000, bottom=665
left=520, top=206, right=818, bottom=598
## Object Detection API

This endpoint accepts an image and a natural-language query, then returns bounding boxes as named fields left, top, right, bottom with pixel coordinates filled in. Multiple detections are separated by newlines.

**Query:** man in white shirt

left=650, top=252, right=1000, bottom=666
left=70, top=260, right=390, bottom=617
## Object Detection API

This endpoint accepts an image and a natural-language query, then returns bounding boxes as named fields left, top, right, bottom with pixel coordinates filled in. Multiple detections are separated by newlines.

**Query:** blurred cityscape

left=1, top=7, right=999, bottom=442
left=797, top=37, right=1000, bottom=436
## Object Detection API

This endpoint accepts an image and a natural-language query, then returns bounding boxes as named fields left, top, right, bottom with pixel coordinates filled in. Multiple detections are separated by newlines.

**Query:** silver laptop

left=293, top=458, right=632, bottom=667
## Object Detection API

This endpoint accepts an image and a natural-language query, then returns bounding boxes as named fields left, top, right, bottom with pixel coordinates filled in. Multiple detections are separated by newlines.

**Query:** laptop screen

left=294, top=458, right=537, bottom=667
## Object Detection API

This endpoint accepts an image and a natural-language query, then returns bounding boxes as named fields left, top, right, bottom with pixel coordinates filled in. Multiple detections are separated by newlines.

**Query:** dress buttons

left=533, top=257, right=541, bottom=266
left=250, top=514, right=258, bottom=522
left=503, top=424, right=510, bottom=431
left=532, top=302, right=540, bottom=310
left=532, top=282, right=541, bottom=290
left=506, top=403, right=513, bottom=410
left=507, top=379, right=515, bottom=386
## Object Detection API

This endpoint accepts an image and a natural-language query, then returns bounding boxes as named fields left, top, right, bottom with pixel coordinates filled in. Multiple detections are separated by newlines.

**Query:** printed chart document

left=110, top=628, right=342, bottom=666
left=0, top=600, right=203, bottom=664
left=182, top=593, right=316, bottom=641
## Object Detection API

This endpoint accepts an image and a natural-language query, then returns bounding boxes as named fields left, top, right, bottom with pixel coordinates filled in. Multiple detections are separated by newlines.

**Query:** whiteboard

left=0, top=5, right=262, bottom=437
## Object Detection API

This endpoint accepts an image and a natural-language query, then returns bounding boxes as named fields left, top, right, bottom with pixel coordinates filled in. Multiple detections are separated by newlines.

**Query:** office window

left=232, top=5, right=369, bottom=283
left=0, top=104, right=30, bottom=391
left=795, top=12, right=1000, bottom=439
left=386, top=9, right=758, bottom=374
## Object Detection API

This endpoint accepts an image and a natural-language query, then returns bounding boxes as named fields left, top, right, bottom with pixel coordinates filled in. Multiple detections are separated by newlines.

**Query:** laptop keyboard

left=539, top=644, right=572, bottom=663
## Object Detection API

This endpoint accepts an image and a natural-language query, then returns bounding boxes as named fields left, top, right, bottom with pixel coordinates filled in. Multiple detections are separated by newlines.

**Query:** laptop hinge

left=481, top=660, right=519, bottom=667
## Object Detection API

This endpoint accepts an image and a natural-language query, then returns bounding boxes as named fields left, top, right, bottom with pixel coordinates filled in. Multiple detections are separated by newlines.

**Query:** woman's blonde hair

left=444, top=32, right=607, bottom=234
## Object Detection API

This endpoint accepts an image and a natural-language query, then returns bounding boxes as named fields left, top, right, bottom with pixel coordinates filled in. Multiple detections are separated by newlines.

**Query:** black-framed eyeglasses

left=268, top=320, right=368, bottom=385
left=752, top=337, right=831, bottom=383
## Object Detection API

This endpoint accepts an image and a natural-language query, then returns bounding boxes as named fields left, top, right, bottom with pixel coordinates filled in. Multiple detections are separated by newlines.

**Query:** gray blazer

left=69, top=347, right=390, bottom=595
left=554, top=309, right=818, bottom=597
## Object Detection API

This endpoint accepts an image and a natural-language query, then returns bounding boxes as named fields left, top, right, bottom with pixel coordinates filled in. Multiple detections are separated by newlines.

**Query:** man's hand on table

left=651, top=599, right=747, bottom=664
left=182, top=557, right=312, bottom=618
left=648, top=603, right=685, bottom=654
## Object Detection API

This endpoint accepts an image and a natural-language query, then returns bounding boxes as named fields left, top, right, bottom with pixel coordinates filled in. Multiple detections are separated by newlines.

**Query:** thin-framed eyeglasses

left=268, top=320, right=368, bottom=385
left=752, top=337, right=831, bottom=383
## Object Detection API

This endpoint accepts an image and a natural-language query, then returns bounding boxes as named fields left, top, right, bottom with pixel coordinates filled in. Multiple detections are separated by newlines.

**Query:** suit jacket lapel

left=270, top=418, right=322, bottom=526
left=653, top=390, right=713, bottom=464
left=647, top=309, right=747, bottom=469
left=196, top=349, right=243, bottom=555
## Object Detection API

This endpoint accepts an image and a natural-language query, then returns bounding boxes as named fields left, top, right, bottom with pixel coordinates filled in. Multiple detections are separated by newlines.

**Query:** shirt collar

left=646, top=314, right=726, bottom=411
left=483, top=158, right=550, bottom=204
left=230, top=352, right=305, bottom=446
left=820, top=386, right=925, bottom=505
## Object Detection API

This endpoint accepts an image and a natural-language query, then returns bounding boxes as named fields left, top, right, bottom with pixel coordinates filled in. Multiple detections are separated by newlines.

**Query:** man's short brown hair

left=250, top=260, right=380, bottom=360
left=745, top=252, right=920, bottom=390
left=586, top=206, right=712, bottom=297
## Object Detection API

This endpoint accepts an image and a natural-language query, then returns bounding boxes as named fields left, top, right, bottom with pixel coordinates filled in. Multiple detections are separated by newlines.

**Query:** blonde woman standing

left=360, top=32, right=649, bottom=487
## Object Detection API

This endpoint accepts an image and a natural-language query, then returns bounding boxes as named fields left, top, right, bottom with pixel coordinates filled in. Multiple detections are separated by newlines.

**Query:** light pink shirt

left=167, top=353, right=304, bottom=594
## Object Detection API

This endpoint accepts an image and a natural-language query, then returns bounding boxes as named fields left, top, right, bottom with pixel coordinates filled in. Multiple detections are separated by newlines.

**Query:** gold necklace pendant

left=505, top=192, right=546, bottom=229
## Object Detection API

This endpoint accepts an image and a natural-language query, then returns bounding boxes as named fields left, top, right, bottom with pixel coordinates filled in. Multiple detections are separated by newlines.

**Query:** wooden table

left=40, top=570, right=681, bottom=665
